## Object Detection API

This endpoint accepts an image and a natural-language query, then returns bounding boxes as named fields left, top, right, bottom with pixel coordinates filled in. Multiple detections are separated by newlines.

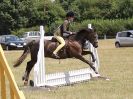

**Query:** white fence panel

left=46, top=68, right=92, bottom=86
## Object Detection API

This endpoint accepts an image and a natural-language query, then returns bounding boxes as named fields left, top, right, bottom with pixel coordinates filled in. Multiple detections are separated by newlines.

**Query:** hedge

left=14, top=18, right=133, bottom=38
left=71, top=18, right=133, bottom=37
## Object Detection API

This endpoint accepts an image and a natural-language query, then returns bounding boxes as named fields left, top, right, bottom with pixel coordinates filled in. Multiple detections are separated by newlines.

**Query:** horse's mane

left=75, top=28, right=91, bottom=40
left=78, top=28, right=93, bottom=34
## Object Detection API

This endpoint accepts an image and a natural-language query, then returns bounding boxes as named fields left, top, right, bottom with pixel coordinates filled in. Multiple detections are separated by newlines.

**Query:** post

left=34, top=26, right=45, bottom=87
left=88, top=24, right=92, bottom=29
left=89, top=44, right=100, bottom=71
left=88, top=23, right=100, bottom=76
left=104, top=34, right=107, bottom=40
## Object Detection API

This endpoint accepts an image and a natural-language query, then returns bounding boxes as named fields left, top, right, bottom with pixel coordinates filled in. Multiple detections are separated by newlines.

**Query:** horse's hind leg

left=22, top=60, right=36, bottom=85
left=75, top=55, right=98, bottom=74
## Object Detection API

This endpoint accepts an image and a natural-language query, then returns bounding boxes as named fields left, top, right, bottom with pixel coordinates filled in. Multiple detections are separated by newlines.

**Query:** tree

left=0, top=2, right=15, bottom=34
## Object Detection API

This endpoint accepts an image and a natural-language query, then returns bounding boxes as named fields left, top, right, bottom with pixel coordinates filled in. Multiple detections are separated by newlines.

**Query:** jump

left=13, top=28, right=98, bottom=85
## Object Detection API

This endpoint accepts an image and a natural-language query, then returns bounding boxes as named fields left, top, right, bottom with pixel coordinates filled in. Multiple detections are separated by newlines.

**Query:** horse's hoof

left=24, top=81, right=28, bottom=86
left=95, top=71, right=99, bottom=74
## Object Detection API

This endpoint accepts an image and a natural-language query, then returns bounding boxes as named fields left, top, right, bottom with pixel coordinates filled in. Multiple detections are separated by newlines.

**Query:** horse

left=13, top=28, right=98, bottom=85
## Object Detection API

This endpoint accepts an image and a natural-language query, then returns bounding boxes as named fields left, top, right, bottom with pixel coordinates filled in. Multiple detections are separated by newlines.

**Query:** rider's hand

left=70, top=32, right=73, bottom=34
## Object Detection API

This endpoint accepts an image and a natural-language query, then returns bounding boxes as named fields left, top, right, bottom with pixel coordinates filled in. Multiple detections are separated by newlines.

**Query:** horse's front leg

left=82, top=51, right=96, bottom=62
left=75, top=55, right=98, bottom=74
left=88, top=51, right=96, bottom=62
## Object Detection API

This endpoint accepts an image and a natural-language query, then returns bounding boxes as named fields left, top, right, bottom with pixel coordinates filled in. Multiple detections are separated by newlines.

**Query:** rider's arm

left=62, top=20, right=73, bottom=34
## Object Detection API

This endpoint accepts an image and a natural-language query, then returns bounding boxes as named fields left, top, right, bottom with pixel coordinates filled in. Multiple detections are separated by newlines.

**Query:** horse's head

left=76, top=28, right=98, bottom=48
left=86, top=28, right=98, bottom=48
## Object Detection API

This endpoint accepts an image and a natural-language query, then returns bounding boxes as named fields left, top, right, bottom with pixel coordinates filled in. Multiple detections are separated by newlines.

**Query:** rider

left=52, top=11, right=75, bottom=58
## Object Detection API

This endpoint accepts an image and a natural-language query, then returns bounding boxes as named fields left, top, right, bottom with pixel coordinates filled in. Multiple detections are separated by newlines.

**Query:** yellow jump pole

left=0, top=45, right=25, bottom=99
left=10, top=83, right=15, bottom=99
left=0, top=66, right=6, bottom=99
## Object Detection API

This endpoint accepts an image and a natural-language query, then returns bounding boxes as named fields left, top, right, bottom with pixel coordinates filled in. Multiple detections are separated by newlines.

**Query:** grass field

left=1, top=39, right=133, bottom=99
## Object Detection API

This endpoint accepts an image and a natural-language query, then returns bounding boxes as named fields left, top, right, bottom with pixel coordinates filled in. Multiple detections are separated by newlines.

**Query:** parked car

left=21, top=31, right=40, bottom=43
left=0, top=35, right=26, bottom=50
left=115, top=30, right=133, bottom=48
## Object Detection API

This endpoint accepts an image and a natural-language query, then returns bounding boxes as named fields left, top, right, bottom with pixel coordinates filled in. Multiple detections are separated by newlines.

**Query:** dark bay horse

left=13, top=28, right=98, bottom=85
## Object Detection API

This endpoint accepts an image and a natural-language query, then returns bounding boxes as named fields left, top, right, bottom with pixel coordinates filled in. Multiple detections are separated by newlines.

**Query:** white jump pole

left=34, top=26, right=45, bottom=87
left=89, top=43, right=100, bottom=72
left=88, top=24, right=100, bottom=76
left=88, top=24, right=92, bottom=29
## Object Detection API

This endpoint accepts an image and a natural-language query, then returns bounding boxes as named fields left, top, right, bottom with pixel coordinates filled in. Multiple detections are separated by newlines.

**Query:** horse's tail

left=13, top=40, right=34, bottom=67
left=13, top=46, right=30, bottom=67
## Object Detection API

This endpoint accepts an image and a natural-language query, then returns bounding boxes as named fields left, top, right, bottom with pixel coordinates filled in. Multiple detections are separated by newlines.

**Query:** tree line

left=1, top=0, right=133, bottom=37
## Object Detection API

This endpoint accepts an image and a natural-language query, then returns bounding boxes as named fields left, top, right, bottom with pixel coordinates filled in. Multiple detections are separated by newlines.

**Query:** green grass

left=1, top=39, right=133, bottom=99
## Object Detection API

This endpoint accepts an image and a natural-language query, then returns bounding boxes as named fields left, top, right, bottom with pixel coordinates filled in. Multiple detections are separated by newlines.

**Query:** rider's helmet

left=66, top=11, right=75, bottom=17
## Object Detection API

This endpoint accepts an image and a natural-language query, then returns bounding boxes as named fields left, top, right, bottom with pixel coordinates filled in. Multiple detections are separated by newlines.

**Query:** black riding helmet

left=66, top=11, right=75, bottom=17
